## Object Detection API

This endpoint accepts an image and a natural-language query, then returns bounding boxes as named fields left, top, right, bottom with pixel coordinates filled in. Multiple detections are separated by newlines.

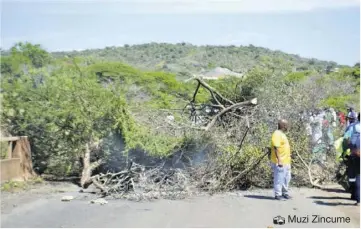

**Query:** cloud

left=4, top=0, right=360, bottom=15
left=123, top=0, right=360, bottom=13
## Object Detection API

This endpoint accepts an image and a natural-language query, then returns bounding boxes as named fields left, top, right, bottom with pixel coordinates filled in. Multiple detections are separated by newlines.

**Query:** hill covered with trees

left=51, top=43, right=344, bottom=79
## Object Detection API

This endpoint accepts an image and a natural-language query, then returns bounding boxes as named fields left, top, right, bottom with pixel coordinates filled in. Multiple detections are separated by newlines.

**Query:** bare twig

left=203, top=99, right=257, bottom=131
left=224, top=150, right=269, bottom=189
left=295, top=150, right=324, bottom=189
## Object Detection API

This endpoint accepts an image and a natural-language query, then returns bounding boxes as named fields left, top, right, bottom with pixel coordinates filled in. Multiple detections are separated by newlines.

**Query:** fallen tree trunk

left=80, top=141, right=103, bottom=189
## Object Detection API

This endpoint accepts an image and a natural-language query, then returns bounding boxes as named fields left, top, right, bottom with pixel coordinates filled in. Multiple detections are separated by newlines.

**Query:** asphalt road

left=1, top=183, right=360, bottom=228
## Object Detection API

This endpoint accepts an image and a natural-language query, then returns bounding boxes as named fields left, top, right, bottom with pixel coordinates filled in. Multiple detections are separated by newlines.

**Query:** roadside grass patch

left=1, top=177, right=44, bottom=192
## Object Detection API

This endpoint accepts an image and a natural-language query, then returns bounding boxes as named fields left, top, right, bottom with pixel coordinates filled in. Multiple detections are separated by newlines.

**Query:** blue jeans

left=271, top=163, right=291, bottom=196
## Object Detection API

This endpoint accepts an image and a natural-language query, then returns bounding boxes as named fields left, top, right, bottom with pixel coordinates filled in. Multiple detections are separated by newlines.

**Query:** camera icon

left=273, top=216, right=286, bottom=225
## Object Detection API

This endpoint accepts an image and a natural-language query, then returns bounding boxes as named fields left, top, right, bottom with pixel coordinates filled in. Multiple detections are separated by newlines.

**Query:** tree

left=10, top=42, right=51, bottom=68
left=0, top=57, right=13, bottom=74
left=1, top=60, right=191, bottom=187
left=1, top=65, right=132, bottom=187
left=308, top=58, right=316, bottom=65
left=352, top=62, right=360, bottom=78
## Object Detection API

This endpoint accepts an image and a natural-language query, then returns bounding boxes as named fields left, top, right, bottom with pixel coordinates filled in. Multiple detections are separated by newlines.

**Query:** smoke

left=97, top=132, right=212, bottom=173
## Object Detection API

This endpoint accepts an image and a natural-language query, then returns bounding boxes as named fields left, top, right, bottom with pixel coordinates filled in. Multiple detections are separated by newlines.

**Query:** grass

left=1, top=176, right=44, bottom=192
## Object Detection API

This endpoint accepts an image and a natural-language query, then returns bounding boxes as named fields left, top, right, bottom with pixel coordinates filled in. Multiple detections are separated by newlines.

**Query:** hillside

left=52, top=43, right=340, bottom=79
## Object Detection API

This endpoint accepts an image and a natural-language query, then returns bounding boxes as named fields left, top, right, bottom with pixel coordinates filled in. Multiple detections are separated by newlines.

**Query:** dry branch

left=203, top=99, right=257, bottom=131
left=193, top=77, right=234, bottom=105
left=295, top=150, right=324, bottom=189
left=184, top=76, right=257, bottom=131
left=224, top=150, right=269, bottom=189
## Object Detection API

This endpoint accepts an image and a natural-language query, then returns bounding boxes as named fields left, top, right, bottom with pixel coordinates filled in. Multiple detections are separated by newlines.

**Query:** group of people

left=301, top=107, right=357, bottom=163
left=340, top=108, right=360, bottom=205
left=269, top=107, right=360, bottom=205
left=305, top=108, right=337, bottom=162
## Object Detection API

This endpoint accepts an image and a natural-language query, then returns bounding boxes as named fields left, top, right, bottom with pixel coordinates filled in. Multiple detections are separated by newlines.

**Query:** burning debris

left=88, top=160, right=201, bottom=200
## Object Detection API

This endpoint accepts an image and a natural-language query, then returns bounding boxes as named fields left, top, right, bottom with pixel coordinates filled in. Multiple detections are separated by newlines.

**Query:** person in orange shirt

left=270, top=119, right=291, bottom=200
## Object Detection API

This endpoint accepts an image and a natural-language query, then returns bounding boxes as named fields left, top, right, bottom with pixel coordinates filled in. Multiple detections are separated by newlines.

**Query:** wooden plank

left=0, top=137, right=20, bottom=142
left=0, top=158, right=22, bottom=182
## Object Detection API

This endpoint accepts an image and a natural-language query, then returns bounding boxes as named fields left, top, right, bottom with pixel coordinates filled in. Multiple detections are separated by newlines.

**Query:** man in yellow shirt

left=270, top=119, right=291, bottom=200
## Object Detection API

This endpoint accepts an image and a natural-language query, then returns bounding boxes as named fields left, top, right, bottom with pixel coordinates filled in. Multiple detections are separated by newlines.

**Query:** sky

left=1, top=0, right=360, bottom=65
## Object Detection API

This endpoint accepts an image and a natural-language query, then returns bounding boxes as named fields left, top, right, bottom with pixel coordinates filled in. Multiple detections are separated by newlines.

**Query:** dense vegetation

left=1, top=42, right=359, bottom=192
left=51, top=43, right=343, bottom=79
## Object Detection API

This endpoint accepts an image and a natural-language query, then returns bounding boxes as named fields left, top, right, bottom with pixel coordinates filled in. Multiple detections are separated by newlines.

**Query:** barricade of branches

left=89, top=160, right=200, bottom=201
left=86, top=72, right=355, bottom=199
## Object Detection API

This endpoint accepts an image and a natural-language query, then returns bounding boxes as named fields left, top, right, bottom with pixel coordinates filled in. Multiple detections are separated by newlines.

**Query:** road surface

left=1, top=182, right=360, bottom=228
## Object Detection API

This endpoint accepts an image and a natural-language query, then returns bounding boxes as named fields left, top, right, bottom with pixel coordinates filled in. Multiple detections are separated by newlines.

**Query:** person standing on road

left=324, top=108, right=334, bottom=147
left=344, top=113, right=360, bottom=205
left=346, top=107, right=357, bottom=127
left=345, top=112, right=357, bottom=134
left=311, top=110, right=327, bottom=163
left=330, top=108, right=337, bottom=128
left=270, top=119, right=292, bottom=200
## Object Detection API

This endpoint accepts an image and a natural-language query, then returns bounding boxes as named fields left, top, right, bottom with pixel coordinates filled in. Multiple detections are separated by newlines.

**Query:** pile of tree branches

left=89, top=161, right=197, bottom=200
left=83, top=74, right=351, bottom=199
left=83, top=77, right=264, bottom=198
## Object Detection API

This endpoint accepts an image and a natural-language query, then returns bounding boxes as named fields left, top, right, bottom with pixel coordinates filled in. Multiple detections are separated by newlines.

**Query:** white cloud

left=5, top=0, right=360, bottom=14
left=122, top=0, right=360, bottom=13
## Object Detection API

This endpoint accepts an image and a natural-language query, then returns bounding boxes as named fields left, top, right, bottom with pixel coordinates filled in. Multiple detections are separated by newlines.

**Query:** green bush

left=284, top=71, right=311, bottom=83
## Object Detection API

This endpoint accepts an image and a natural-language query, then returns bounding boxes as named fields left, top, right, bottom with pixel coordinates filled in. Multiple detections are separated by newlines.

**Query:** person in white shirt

left=311, top=110, right=323, bottom=144
left=347, top=107, right=357, bottom=127
left=330, top=108, right=337, bottom=128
